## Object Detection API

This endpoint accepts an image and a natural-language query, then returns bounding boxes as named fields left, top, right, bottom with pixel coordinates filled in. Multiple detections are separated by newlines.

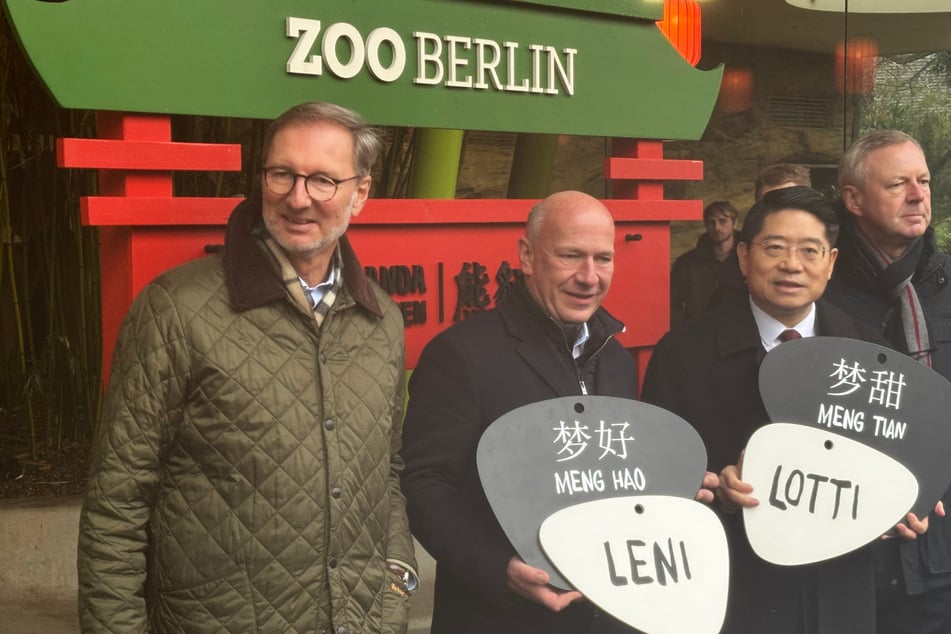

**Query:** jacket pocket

left=923, top=508, right=951, bottom=574
left=379, top=574, right=411, bottom=634
left=153, top=569, right=256, bottom=633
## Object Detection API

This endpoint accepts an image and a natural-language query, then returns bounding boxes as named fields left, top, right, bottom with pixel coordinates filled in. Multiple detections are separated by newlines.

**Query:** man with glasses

left=78, top=102, right=417, bottom=633
left=641, top=186, right=929, bottom=633
left=825, top=130, right=951, bottom=634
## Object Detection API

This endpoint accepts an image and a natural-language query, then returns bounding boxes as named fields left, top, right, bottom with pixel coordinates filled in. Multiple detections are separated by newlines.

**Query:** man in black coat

left=825, top=130, right=951, bottom=634
left=402, top=191, right=685, bottom=633
left=670, top=200, right=744, bottom=327
left=642, top=186, right=929, bottom=634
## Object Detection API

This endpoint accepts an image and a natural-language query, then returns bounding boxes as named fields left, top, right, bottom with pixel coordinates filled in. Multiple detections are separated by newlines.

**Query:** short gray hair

left=262, top=102, right=382, bottom=176
left=525, top=200, right=548, bottom=243
left=838, top=130, right=922, bottom=190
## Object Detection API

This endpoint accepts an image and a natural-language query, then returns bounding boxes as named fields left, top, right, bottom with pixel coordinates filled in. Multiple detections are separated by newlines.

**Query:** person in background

left=78, top=102, right=417, bottom=633
left=642, top=186, right=929, bottom=633
left=670, top=200, right=745, bottom=327
left=754, top=162, right=812, bottom=202
left=825, top=129, right=951, bottom=634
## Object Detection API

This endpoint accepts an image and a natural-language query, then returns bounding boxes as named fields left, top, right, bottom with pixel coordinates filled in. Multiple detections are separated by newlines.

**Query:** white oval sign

left=743, top=423, right=918, bottom=565
left=539, top=496, right=728, bottom=634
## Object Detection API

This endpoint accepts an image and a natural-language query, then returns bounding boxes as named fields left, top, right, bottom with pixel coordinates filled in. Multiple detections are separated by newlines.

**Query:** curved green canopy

left=3, top=0, right=721, bottom=139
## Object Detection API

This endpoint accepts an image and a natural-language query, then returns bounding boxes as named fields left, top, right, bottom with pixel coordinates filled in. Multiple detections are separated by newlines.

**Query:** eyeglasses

left=752, top=240, right=827, bottom=263
left=262, top=167, right=361, bottom=202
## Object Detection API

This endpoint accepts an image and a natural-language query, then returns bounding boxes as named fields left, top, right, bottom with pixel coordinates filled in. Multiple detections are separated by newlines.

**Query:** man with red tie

left=641, top=186, right=927, bottom=633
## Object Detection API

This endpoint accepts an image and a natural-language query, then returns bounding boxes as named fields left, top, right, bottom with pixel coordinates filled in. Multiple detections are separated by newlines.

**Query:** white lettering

left=503, top=41, right=531, bottom=92
left=285, top=19, right=578, bottom=97
left=548, top=46, right=576, bottom=95
left=817, top=403, right=865, bottom=433
left=445, top=35, right=473, bottom=88
left=611, top=467, right=647, bottom=491
left=530, top=44, right=545, bottom=94
left=365, top=27, right=406, bottom=82
left=873, top=415, right=908, bottom=440
left=413, top=31, right=443, bottom=85
left=322, top=22, right=364, bottom=79
left=554, top=469, right=605, bottom=495
left=473, top=38, right=503, bottom=90
left=286, top=17, right=322, bottom=76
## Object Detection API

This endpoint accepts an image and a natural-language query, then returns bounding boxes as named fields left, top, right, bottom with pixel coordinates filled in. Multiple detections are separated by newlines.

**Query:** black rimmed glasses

left=262, top=166, right=361, bottom=202
left=752, top=240, right=827, bottom=263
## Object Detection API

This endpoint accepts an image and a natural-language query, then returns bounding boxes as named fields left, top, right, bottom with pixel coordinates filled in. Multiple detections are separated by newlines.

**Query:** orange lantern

left=656, top=0, right=702, bottom=67
left=835, top=37, right=878, bottom=94
left=718, top=66, right=753, bottom=113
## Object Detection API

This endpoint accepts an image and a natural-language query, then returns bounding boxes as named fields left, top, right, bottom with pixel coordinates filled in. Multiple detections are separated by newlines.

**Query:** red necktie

left=778, top=329, right=801, bottom=343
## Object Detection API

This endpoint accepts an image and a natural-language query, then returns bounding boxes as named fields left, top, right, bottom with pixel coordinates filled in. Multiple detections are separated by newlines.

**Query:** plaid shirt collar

left=259, top=231, right=343, bottom=328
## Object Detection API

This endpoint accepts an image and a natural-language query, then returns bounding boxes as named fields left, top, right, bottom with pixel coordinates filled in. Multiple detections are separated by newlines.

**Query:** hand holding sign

left=504, top=557, right=584, bottom=612
left=477, top=396, right=708, bottom=587
left=477, top=395, right=728, bottom=633
left=742, top=423, right=918, bottom=565
left=539, top=496, right=728, bottom=634
left=747, top=336, right=951, bottom=565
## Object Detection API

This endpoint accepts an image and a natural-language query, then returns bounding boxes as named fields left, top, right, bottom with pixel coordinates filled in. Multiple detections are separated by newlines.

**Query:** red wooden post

left=605, top=139, right=704, bottom=389
left=57, top=119, right=704, bottom=391
left=56, top=112, right=242, bottom=382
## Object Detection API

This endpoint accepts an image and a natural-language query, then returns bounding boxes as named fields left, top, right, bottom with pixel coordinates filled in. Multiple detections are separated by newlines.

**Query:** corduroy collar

left=222, top=198, right=383, bottom=318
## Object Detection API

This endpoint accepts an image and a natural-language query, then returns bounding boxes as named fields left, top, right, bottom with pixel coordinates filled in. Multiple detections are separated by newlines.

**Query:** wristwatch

left=388, top=563, right=418, bottom=593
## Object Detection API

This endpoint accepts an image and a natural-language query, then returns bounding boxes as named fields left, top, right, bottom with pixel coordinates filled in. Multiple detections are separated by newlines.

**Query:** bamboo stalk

left=409, top=128, right=464, bottom=199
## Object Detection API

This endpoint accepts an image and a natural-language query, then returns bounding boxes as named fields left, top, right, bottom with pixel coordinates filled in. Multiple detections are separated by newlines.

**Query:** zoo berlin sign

left=286, top=18, right=577, bottom=97
left=2, top=0, right=721, bottom=139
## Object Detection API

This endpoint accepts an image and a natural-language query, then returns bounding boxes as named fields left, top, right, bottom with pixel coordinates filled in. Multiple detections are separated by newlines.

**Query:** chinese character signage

left=348, top=201, right=673, bottom=367
left=476, top=395, right=728, bottom=632
left=742, top=336, right=951, bottom=565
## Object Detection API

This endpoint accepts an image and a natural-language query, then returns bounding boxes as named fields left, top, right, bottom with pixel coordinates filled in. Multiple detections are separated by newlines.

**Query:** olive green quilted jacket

left=78, top=200, right=416, bottom=633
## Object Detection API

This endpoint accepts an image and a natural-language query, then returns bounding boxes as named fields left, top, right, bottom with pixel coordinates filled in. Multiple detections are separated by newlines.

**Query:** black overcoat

left=826, top=224, right=951, bottom=602
left=641, top=293, right=885, bottom=634
left=401, top=283, right=637, bottom=634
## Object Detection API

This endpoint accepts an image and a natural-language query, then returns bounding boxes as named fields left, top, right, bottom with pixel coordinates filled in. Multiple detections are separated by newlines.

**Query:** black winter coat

left=641, top=294, right=885, bottom=634
left=825, top=224, right=951, bottom=596
left=670, top=232, right=745, bottom=328
left=401, top=283, right=637, bottom=634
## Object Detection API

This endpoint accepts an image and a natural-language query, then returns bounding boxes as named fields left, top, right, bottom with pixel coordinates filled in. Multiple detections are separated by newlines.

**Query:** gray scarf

left=852, top=225, right=933, bottom=367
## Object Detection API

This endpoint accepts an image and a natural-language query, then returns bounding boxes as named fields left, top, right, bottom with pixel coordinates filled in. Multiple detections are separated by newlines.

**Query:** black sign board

left=476, top=395, right=707, bottom=589
left=759, top=336, right=951, bottom=521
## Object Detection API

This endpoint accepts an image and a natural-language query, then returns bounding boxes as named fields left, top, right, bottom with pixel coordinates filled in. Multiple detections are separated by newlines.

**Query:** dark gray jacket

left=670, top=232, right=745, bottom=328
left=402, top=282, right=637, bottom=634
left=825, top=223, right=951, bottom=595
left=642, top=294, right=884, bottom=634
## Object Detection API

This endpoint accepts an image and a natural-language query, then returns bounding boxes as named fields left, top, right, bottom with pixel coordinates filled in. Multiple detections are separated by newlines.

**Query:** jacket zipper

left=572, top=331, right=618, bottom=396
